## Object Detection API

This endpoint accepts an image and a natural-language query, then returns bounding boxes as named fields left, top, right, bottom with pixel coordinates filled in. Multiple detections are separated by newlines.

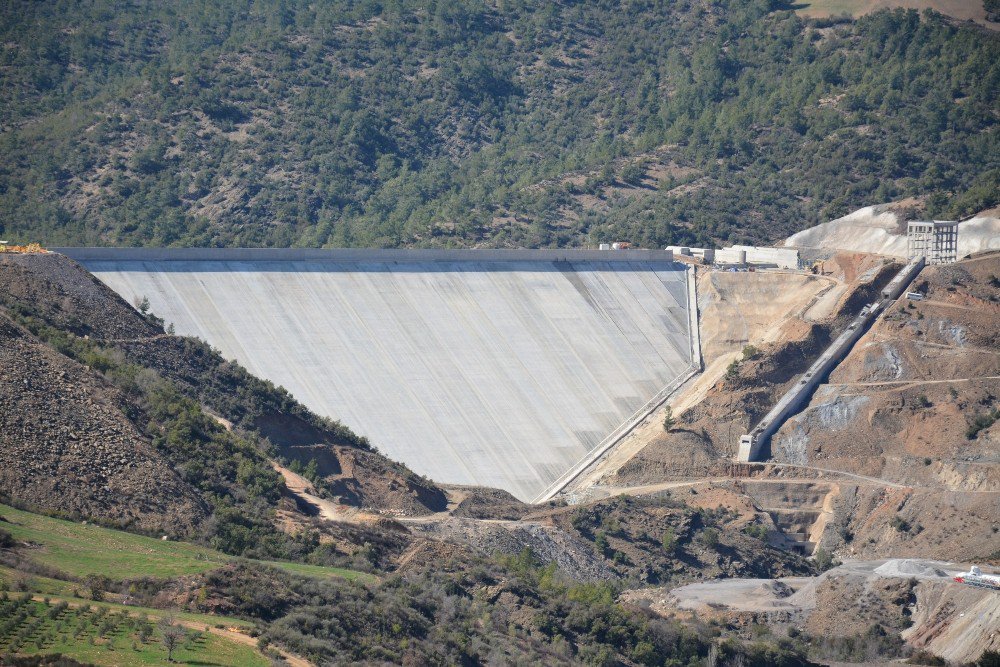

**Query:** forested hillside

left=0, top=0, right=997, bottom=248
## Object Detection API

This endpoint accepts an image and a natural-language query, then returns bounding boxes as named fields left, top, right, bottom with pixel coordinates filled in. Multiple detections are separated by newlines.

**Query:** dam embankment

left=56, top=248, right=695, bottom=501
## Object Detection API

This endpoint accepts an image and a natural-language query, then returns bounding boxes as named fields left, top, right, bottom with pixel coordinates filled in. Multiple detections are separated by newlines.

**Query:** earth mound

left=784, top=202, right=1000, bottom=258
left=873, top=559, right=948, bottom=578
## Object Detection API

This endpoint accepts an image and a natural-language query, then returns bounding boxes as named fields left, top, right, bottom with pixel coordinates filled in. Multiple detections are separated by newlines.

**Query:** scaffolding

left=906, top=220, right=958, bottom=265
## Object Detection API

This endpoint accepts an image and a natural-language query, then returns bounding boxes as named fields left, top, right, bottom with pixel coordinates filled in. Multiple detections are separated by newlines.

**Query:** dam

left=58, top=248, right=697, bottom=502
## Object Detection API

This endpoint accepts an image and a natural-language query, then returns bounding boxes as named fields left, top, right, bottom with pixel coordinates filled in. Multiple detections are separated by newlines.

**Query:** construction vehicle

left=0, top=242, right=47, bottom=254
left=953, top=566, right=1000, bottom=591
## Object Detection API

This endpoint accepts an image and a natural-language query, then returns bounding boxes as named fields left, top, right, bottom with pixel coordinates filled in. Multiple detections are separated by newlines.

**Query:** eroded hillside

left=0, top=313, right=206, bottom=534
left=590, top=255, right=898, bottom=485
left=772, top=254, right=1000, bottom=489
left=583, top=254, right=1000, bottom=665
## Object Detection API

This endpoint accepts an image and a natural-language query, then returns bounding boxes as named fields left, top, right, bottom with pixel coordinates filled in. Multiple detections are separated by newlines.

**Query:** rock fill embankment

left=0, top=314, right=206, bottom=534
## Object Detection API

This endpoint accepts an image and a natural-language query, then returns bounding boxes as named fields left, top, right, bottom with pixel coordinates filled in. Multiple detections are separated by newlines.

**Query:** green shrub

left=890, top=516, right=911, bottom=533
left=661, top=527, right=677, bottom=553
left=699, top=528, right=720, bottom=549
left=966, top=408, right=1000, bottom=440
left=814, top=548, right=838, bottom=572
left=662, top=406, right=676, bottom=431
left=0, top=528, right=15, bottom=549
left=619, top=162, right=646, bottom=186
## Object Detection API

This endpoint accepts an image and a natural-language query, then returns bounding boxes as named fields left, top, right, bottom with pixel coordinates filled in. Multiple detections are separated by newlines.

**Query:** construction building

left=906, top=220, right=958, bottom=264
left=665, top=245, right=799, bottom=269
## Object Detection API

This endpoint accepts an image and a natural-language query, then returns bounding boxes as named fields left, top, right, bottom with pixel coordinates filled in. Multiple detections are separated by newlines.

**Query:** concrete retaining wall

left=730, top=246, right=799, bottom=268
left=737, top=257, right=924, bottom=461
left=737, top=302, right=879, bottom=461
left=53, top=247, right=673, bottom=263
left=534, top=264, right=703, bottom=503
left=81, top=253, right=692, bottom=501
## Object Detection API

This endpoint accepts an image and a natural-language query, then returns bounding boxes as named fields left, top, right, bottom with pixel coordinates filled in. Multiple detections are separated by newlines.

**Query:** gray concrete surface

left=56, top=247, right=673, bottom=262
left=74, top=253, right=693, bottom=501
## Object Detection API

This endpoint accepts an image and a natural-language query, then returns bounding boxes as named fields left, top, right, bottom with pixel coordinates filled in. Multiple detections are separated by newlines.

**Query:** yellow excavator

left=0, top=241, right=47, bottom=253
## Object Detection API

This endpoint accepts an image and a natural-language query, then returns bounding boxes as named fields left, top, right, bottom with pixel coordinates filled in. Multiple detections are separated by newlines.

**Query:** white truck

left=953, top=566, right=1000, bottom=591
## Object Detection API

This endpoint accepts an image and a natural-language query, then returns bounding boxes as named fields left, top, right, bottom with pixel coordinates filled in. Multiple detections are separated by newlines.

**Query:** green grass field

left=0, top=503, right=372, bottom=582
left=793, top=0, right=989, bottom=22
left=0, top=503, right=373, bottom=665
left=0, top=595, right=268, bottom=666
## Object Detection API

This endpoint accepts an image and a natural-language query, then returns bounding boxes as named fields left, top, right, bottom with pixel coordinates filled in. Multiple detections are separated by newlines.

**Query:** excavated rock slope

left=603, top=254, right=997, bottom=567
left=607, top=259, right=899, bottom=483
left=772, top=253, right=1000, bottom=490
left=826, top=485, right=999, bottom=562
left=624, top=559, right=1000, bottom=664
left=0, top=313, right=206, bottom=533
left=762, top=254, right=1000, bottom=562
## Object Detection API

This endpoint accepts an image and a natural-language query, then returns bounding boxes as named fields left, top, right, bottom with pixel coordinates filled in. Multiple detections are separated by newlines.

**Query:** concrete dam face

left=63, top=249, right=696, bottom=502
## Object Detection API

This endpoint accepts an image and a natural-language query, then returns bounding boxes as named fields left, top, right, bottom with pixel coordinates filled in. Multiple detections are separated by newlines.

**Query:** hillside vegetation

left=0, top=493, right=810, bottom=665
left=0, top=503, right=367, bottom=583
left=0, top=0, right=997, bottom=248
left=0, top=251, right=832, bottom=664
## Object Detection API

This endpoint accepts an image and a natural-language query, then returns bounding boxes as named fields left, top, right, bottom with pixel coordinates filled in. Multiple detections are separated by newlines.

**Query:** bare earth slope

left=605, top=258, right=898, bottom=484
left=795, top=0, right=1000, bottom=29
left=772, top=253, right=1000, bottom=489
left=784, top=202, right=1000, bottom=257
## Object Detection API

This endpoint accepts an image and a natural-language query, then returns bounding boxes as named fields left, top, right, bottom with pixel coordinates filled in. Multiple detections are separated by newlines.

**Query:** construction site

left=28, top=203, right=997, bottom=664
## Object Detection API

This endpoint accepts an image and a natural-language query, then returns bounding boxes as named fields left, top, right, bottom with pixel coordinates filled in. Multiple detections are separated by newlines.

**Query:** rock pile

left=0, top=314, right=206, bottom=534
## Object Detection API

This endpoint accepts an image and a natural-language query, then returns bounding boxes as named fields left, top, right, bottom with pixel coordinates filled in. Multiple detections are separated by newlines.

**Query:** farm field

left=0, top=503, right=371, bottom=582
left=0, top=595, right=268, bottom=666
left=793, top=0, right=994, bottom=25
left=0, top=566, right=251, bottom=629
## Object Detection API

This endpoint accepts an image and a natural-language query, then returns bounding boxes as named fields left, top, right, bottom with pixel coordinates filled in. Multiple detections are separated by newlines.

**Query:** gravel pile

left=874, top=559, right=948, bottom=578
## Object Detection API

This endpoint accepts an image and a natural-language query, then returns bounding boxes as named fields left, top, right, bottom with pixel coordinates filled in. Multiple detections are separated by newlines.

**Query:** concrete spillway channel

left=738, top=256, right=925, bottom=462
left=58, top=248, right=697, bottom=502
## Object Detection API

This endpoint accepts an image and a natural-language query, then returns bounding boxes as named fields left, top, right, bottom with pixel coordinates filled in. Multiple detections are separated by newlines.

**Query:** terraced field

left=0, top=596, right=267, bottom=667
